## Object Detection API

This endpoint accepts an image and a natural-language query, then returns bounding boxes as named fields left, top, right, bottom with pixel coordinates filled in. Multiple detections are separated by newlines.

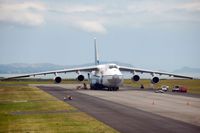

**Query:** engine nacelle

left=151, top=77, right=159, bottom=84
left=132, top=75, right=140, bottom=82
left=77, top=75, right=84, bottom=81
left=54, top=76, right=62, bottom=83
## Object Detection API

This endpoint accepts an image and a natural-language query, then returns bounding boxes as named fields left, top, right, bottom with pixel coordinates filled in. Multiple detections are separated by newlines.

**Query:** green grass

left=124, top=79, right=200, bottom=94
left=0, top=79, right=199, bottom=132
left=1, top=78, right=200, bottom=94
left=0, top=79, right=84, bottom=85
left=0, top=85, right=118, bottom=133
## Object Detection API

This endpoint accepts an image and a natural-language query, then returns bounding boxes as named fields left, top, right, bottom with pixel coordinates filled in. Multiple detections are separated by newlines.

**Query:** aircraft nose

left=113, top=75, right=119, bottom=80
left=107, top=75, right=122, bottom=84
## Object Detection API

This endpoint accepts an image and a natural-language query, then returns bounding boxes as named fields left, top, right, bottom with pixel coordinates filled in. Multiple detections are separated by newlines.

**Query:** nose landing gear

left=108, top=87, right=119, bottom=91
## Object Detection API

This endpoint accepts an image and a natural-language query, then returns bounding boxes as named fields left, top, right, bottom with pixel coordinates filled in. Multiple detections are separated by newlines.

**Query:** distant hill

left=0, top=62, right=133, bottom=74
left=0, top=63, right=66, bottom=74
left=0, top=63, right=199, bottom=78
left=172, top=67, right=200, bottom=78
left=173, top=67, right=200, bottom=74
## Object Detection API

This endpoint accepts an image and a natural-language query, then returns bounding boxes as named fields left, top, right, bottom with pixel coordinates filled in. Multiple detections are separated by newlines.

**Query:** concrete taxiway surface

left=35, top=84, right=200, bottom=133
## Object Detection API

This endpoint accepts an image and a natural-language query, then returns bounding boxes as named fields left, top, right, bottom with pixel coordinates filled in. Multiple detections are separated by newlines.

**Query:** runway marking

left=11, top=110, right=80, bottom=115
left=38, top=86, right=200, bottom=133
left=0, top=99, right=58, bottom=103
left=13, top=100, right=28, bottom=103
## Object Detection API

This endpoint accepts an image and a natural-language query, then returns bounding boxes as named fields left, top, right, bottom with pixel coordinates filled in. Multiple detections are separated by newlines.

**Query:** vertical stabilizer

left=94, top=38, right=99, bottom=65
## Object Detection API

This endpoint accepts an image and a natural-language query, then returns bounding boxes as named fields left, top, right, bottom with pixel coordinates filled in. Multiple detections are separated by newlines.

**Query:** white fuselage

left=89, top=64, right=123, bottom=88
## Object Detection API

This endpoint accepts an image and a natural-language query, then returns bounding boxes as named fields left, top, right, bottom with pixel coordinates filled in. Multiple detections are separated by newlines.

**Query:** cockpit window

left=109, top=65, right=118, bottom=69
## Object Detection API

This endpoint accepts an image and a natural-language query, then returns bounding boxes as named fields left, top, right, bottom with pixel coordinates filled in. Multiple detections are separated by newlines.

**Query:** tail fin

left=94, top=38, right=99, bottom=65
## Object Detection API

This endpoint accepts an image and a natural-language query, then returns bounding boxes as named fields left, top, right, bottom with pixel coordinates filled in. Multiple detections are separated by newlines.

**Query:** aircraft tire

left=108, top=87, right=119, bottom=91
left=114, top=87, right=119, bottom=91
left=90, top=84, right=95, bottom=90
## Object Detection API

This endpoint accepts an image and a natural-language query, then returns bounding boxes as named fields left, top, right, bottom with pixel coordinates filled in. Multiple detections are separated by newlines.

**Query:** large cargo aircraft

left=5, top=38, right=193, bottom=91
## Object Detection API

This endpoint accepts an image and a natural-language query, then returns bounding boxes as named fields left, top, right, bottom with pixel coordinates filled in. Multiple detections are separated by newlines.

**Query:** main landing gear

left=108, top=87, right=119, bottom=91
left=90, top=84, right=119, bottom=91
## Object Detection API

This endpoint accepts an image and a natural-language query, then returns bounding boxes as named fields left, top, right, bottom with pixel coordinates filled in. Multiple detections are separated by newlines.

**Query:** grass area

left=124, top=79, right=200, bottom=94
left=0, top=79, right=83, bottom=85
left=1, top=79, right=200, bottom=94
left=0, top=79, right=199, bottom=132
left=0, top=85, right=118, bottom=133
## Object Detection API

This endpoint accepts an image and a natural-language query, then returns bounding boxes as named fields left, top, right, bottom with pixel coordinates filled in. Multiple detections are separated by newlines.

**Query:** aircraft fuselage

left=89, top=64, right=123, bottom=90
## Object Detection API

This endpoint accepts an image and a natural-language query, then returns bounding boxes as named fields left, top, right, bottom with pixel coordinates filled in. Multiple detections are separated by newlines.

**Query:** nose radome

left=112, top=75, right=119, bottom=79
left=107, top=75, right=122, bottom=84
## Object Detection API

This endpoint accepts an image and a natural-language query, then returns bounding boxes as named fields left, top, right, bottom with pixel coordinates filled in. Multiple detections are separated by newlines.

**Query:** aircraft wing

left=3, top=66, right=98, bottom=80
left=119, top=66, right=193, bottom=79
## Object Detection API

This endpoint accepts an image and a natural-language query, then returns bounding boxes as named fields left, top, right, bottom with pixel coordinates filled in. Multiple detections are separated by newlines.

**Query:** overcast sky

left=0, top=0, right=200, bottom=71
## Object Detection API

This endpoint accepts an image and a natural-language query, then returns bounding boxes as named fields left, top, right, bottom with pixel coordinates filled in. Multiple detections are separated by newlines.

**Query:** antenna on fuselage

left=94, top=37, right=99, bottom=65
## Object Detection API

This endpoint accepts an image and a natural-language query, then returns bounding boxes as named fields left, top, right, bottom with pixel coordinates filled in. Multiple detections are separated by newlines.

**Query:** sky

left=0, top=0, right=200, bottom=72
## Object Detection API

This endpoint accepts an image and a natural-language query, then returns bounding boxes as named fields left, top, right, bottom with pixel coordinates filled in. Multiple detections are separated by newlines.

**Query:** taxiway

left=35, top=84, right=200, bottom=133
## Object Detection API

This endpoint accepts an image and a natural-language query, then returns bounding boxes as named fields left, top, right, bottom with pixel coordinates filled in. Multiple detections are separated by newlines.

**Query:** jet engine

left=151, top=77, right=159, bottom=84
left=77, top=75, right=84, bottom=81
left=132, top=75, right=140, bottom=82
left=54, top=76, right=62, bottom=83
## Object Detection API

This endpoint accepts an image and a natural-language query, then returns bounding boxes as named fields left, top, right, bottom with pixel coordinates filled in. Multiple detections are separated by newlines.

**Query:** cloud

left=1, top=1, right=199, bottom=32
left=0, top=2, right=46, bottom=26
left=57, top=1, right=200, bottom=32
left=176, top=1, right=200, bottom=12
left=118, top=1, right=200, bottom=25
left=62, top=4, right=102, bottom=13
left=75, top=20, right=106, bottom=33
left=48, top=4, right=106, bottom=33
